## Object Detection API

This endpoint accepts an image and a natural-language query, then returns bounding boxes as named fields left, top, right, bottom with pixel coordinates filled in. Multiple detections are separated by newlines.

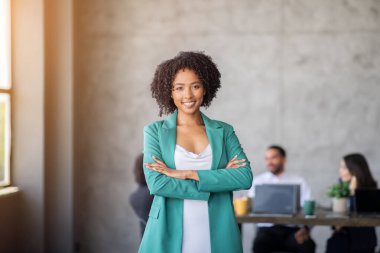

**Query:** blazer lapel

left=201, top=112, right=224, bottom=170
left=160, top=110, right=224, bottom=170
left=160, top=111, right=177, bottom=169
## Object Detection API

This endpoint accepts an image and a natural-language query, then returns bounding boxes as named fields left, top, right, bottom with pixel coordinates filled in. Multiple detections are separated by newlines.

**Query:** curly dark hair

left=151, top=51, right=221, bottom=116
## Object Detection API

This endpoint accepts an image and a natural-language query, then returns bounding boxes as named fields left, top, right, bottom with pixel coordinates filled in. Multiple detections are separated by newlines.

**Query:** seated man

left=248, top=145, right=316, bottom=253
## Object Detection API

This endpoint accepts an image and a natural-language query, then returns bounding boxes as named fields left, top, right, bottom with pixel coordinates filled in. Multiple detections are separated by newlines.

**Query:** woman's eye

left=193, top=84, right=201, bottom=89
left=174, top=86, right=183, bottom=91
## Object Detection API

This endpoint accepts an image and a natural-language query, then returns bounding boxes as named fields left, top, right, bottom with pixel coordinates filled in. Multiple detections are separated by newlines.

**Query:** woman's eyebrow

left=173, top=81, right=201, bottom=86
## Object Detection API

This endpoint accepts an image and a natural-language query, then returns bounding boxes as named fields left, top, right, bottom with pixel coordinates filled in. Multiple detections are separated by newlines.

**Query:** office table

left=236, top=209, right=380, bottom=227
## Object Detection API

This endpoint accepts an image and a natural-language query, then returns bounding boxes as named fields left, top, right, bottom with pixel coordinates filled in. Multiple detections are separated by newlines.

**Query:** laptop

left=354, top=189, right=380, bottom=216
left=253, top=184, right=301, bottom=216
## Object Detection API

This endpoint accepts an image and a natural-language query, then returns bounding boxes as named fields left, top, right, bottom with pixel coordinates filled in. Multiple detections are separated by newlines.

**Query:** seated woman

left=129, top=153, right=154, bottom=238
left=326, top=153, right=378, bottom=253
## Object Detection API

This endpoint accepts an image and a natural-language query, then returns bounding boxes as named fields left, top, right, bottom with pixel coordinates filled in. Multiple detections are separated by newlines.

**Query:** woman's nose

left=183, top=86, right=193, bottom=98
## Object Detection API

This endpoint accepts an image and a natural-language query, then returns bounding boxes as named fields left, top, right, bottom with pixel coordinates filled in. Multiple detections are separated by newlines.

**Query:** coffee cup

left=233, top=197, right=249, bottom=216
left=303, top=200, right=316, bottom=216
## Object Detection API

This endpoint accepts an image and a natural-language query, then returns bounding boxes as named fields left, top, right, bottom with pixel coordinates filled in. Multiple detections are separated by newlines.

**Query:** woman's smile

left=182, top=101, right=196, bottom=108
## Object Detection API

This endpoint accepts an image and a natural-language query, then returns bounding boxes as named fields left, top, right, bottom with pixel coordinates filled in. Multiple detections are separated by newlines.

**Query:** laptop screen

left=253, top=184, right=300, bottom=215
left=354, top=189, right=380, bottom=213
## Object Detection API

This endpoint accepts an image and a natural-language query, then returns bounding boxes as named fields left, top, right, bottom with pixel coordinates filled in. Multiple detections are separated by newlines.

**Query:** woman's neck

left=177, top=110, right=204, bottom=126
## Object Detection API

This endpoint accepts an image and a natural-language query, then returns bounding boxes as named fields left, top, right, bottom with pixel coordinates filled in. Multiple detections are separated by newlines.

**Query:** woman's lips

left=182, top=101, right=196, bottom=108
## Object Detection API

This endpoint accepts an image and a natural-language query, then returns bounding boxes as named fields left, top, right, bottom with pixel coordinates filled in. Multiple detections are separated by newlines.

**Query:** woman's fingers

left=145, top=163, right=165, bottom=171
left=150, top=166, right=165, bottom=173
left=152, top=156, right=166, bottom=165
left=233, top=163, right=246, bottom=167
left=228, top=157, right=246, bottom=164
left=145, top=161, right=172, bottom=175
left=144, top=162, right=155, bottom=168
left=146, top=163, right=161, bottom=168
left=145, top=162, right=189, bottom=180
left=229, top=155, right=238, bottom=163
left=226, top=158, right=247, bottom=169
left=226, top=155, right=238, bottom=168
left=229, top=164, right=246, bottom=168
left=227, top=156, right=245, bottom=165
left=146, top=156, right=169, bottom=172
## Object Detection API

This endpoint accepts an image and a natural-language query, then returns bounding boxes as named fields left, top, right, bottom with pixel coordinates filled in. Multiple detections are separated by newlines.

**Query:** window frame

left=0, top=0, right=12, bottom=187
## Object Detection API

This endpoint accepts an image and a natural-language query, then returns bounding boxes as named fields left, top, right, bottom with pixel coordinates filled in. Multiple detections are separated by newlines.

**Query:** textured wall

left=45, top=0, right=74, bottom=252
left=74, top=0, right=380, bottom=252
left=11, top=0, right=45, bottom=252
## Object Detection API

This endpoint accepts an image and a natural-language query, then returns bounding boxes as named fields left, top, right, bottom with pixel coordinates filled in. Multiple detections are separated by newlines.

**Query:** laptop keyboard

left=252, top=213, right=295, bottom=217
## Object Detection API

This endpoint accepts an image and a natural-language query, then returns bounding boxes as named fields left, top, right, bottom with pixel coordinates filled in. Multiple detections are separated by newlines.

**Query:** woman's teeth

left=183, top=101, right=196, bottom=108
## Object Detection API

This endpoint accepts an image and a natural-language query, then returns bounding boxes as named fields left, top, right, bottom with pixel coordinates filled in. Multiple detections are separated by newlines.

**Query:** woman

left=138, top=51, right=253, bottom=253
left=326, top=153, right=378, bottom=253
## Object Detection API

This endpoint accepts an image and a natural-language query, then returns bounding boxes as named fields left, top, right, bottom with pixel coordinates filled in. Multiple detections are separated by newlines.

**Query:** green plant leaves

left=327, top=182, right=350, bottom=198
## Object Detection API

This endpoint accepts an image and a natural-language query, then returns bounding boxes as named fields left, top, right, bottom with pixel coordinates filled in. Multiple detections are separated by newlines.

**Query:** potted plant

left=327, top=182, right=350, bottom=213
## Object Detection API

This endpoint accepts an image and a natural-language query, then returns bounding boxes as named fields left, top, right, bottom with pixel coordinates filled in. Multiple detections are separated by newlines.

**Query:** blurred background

left=0, top=0, right=379, bottom=252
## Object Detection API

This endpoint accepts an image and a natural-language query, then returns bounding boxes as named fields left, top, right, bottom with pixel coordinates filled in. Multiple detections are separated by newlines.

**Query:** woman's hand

left=226, top=155, right=246, bottom=169
left=349, top=176, right=357, bottom=195
left=294, top=227, right=310, bottom=244
left=145, top=155, right=246, bottom=180
left=145, top=156, right=197, bottom=180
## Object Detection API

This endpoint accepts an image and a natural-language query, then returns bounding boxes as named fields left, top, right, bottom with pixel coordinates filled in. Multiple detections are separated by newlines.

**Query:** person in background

left=326, top=153, right=378, bottom=253
left=248, top=145, right=316, bottom=253
left=129, top=153, right=154, bottom=238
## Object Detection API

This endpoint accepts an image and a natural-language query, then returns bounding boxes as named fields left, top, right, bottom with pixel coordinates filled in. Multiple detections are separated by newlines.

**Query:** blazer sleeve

left=197, top=125, right=253, bottom=192
left=143, top=124, right=210, bottom=201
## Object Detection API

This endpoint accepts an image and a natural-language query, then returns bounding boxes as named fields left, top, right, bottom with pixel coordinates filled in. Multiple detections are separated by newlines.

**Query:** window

left=0, top=0, right=12, bottom=186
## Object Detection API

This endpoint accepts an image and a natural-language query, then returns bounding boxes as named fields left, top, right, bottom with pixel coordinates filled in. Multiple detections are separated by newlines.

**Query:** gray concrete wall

left=74, top=0, right=380, bottom=252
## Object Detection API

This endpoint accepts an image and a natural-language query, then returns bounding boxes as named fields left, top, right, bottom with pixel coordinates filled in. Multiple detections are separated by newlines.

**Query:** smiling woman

left=139, top=52, right=253, bottom=253
left=0, top=0, right=12, bottom=187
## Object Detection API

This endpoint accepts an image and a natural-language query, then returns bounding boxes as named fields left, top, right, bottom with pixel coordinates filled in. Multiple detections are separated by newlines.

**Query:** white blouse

left=174, top=144, right=212, bottom=253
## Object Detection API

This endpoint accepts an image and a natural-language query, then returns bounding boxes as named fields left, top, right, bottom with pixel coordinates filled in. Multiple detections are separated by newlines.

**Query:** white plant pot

left=332, top=197, right=348, bottom=213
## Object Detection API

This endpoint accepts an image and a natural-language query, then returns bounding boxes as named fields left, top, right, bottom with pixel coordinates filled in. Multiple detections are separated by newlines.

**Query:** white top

left=248, top=171, right=312, bottom=227
left=175, top=144, right=212, bottom=253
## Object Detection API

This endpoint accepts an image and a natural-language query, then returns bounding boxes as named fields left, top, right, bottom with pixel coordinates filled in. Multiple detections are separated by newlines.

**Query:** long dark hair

left=343, top=153, right=377, bottom=189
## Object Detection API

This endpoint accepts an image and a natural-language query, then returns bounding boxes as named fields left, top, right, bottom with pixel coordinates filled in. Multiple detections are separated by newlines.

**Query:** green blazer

left=138, top=110, right=253, bottom=253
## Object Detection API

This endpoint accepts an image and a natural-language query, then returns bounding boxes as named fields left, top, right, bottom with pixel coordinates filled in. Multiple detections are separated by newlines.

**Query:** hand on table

left=294, top=227, right=310, bottom=245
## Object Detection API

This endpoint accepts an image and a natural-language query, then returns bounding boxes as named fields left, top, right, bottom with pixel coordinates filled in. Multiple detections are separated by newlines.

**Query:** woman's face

left=171, top=68, right=205, bottom=115
left=339, top=159, right=352, bottom=182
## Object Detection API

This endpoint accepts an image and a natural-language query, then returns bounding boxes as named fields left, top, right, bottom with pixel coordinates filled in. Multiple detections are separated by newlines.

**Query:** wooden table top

left=236, top=209, right=380, bottom=227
